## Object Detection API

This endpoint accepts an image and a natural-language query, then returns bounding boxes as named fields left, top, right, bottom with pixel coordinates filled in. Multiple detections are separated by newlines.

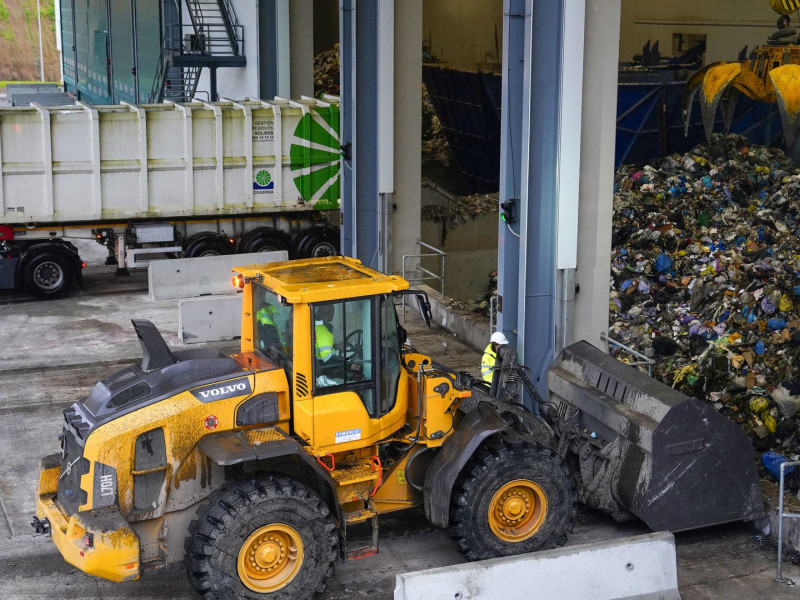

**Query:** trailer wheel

left=294, top=228, right=339, bottom=258
left=185, top=235, right=231, bottom=258
left=448, top=437, right=576, bottom=561
left=241, top=229, right=291, bottom=255
left=23, top=253, right=74, bottom=299
left=185, top=476, right=337, bottom=600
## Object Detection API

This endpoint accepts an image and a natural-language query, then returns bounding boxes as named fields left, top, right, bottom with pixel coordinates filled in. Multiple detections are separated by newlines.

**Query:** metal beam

left=259, top=0, right=290, bottom=99
left=339, top=0, right=393, bottom=272
left=498, top=0, right=575, bottom=403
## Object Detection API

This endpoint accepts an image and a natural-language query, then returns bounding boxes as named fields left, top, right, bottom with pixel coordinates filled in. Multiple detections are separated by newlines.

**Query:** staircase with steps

left=330, top=462, right=381, bottom=560
left=150, top=0, right=245, bottom=103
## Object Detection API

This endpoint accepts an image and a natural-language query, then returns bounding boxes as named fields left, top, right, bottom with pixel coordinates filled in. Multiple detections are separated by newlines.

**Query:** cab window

left=380, top=296, right=401, bottom=414
left=254, top=284, right=293, bottom=362
left=313, top=299, right=375, bottom=412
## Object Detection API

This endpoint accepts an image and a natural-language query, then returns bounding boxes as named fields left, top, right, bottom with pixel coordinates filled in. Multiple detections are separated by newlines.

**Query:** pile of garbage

left=313, top=44, right=340, bottom=96
left=421, top=84, right=451, bottom=165
left=610, top=133, right=800, bottom=454
left=421, top=191, right=498, bottom=228
left=312, top=46, right=451, bottom=164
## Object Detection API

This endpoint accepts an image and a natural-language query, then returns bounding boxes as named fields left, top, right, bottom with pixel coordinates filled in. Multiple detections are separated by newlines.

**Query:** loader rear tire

left=185, top=476, right=337, bottom=600
left=448, top=436, right=576, bottom=561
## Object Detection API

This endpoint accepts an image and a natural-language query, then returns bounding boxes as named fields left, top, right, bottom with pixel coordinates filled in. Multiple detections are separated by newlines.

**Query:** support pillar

left=497, top=0, right=586, bottom=403
left=259, top=0, right=295, bottom=99
left=340, top=0, right=406, bottom=273
left=574, top=0, right=619, bottom=348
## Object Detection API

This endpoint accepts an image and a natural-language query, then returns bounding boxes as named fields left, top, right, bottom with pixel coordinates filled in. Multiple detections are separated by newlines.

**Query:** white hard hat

left=491, top=332, right=509, bottom=345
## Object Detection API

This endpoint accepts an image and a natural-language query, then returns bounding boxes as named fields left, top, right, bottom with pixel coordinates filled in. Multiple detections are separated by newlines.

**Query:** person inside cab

left=481, top=331, right=509, bottom=383
left=315, top=304, right=336, bottom=363
left=256, top=301, right=283, bottom=351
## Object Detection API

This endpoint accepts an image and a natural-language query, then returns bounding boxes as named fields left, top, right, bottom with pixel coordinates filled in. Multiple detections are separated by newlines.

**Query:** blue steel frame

left=339, top=0, right=381, bottom=269
left=497, top=0, right=564, bottom=404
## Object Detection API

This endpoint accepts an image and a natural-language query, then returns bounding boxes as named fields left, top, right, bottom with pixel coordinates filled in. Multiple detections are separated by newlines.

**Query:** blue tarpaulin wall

left=422, top=65, right=784, bottom=194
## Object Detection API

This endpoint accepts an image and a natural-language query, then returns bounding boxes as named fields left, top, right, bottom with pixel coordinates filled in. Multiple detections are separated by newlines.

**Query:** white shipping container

left=0, top=96, right=341, bottom=225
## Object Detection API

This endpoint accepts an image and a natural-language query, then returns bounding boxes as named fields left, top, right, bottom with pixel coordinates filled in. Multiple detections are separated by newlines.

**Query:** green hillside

left=0, top=0, right=59, bottom=82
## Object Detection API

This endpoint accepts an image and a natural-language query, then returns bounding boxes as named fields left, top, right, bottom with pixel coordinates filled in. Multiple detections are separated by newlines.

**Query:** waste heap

left=312, top=45, right=451, bottom=164
left=611, top=133, right=800, bottom=455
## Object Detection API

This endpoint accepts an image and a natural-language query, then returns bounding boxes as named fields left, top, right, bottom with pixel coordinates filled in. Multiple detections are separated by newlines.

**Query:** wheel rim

left=197, top=248, right=221, bottom=257
left=237, top=523, right=304, bottom=593
left=33, top=261, right=64, bottom=291
left=310, top=241, right=337, bottom=257
left=488, top=479, right=547, bottom=542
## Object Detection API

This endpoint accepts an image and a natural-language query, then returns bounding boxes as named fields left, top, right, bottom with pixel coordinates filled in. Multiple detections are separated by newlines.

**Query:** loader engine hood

left=57, top=321, right=245, bottom=514
left=64, top=325, right=244, bottom=440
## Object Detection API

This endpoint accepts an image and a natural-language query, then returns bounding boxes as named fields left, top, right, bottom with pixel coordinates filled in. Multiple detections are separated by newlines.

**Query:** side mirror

left=415, top=294, right=432, bottom=327
left=391, top=289, right=433, bottom=328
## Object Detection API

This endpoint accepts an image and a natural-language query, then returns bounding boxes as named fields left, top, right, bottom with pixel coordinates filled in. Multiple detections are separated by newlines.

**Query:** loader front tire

left=185, top=476, right=337, bottom=600
left=448, top=436, right=576, bottom=561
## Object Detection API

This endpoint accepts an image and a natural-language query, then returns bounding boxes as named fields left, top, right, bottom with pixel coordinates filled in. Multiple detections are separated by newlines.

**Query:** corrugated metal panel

left=0, top=98, right=340, bottom=224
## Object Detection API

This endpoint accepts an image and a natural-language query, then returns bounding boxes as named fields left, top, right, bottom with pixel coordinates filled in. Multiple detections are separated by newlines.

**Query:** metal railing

left=401, top=241, right=445, bottom=322
left=402, top=241, right=445, bottom=298
left=600, top=332, right=655, bottom=377
left=775, top=459, right=800, bottom=585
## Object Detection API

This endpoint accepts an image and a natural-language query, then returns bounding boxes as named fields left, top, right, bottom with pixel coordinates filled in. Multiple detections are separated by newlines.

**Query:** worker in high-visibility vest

left=256, top=302, right=283, bottom=351
left=315, top=304, right=336, bottom=363
left=481, top=331, right=509, bottom=382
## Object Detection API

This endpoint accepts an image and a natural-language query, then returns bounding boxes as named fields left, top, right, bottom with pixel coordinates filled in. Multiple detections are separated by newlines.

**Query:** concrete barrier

left=178, top=295, right=243, bottom=343
left=394, top=532, right=681, bottom=600
left=148, top=251, right=287, bottom=300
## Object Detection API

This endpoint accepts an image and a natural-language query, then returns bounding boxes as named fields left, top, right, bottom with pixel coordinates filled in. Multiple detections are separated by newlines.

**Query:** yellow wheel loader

left=33, top=257, right=763, bottom=599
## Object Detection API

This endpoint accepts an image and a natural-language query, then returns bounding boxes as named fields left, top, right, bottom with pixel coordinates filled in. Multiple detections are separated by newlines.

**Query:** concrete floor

left=0, top=248, right=798, bottom=599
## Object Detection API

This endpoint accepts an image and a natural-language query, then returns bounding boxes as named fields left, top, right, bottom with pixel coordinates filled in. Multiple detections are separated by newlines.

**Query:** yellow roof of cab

left=233, top=256, right=409, bottom=303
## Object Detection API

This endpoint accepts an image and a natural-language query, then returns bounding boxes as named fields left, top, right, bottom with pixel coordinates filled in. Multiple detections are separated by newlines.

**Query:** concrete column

left=289, top=0, right=314, bottom=97
left=573, top=0, right=619, bottom=348
left=391, top=0, right=421, bottom=274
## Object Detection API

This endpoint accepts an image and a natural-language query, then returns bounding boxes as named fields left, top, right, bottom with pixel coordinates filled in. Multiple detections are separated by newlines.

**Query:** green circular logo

left=256, top=170, right=271, bottom=186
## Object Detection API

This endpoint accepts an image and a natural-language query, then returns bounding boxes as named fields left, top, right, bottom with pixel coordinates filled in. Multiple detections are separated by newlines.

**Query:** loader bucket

left=548, top=341, right=763, bottom=532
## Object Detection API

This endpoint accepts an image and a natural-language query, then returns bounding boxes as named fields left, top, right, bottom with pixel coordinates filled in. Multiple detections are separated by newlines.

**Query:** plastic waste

left=763, top=451, right=794, bottom=481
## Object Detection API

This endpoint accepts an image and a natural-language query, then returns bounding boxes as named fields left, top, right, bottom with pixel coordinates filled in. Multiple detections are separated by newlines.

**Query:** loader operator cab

left=239, top=257, right=428, bottom=451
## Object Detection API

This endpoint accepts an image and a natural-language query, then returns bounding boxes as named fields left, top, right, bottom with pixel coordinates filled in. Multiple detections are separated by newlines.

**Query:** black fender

left=198, top=428, right=339, bottom=518
left=423, top=402, right=507, bottom=528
